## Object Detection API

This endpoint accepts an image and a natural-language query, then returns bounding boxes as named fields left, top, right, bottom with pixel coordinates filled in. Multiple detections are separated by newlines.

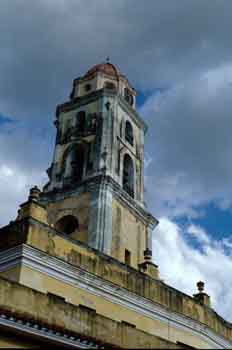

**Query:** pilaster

left=88, top=179, right=112, bottom=254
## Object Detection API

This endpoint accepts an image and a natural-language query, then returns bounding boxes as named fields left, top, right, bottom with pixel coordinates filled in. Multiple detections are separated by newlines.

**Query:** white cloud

left=0, top=165, right=14, bottom=177
left=186, top=224, right=210, bottom=245
left=0, top=163, right=46, bottom=226
left=0, top=126, right=50, bottom=226
left=142, top=63, right=232, bottom=218
left=153, top=217, right=232, bottom=321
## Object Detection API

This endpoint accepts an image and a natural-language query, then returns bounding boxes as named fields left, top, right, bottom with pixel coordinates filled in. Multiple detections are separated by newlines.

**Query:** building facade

left=0, top=63, right=231, bottom=348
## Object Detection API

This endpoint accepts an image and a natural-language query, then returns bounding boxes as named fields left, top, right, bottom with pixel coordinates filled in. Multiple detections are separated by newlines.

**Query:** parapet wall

left=0, top=275, right=179, bottom=349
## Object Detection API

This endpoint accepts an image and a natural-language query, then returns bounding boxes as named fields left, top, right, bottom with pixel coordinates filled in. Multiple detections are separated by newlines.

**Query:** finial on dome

left=106, top=56, right=110, bottom=63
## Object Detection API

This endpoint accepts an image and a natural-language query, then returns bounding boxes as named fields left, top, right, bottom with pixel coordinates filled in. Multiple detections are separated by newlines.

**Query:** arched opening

left=104, top=81, right=116, bottom=90
left=76, top=111, right=86, bottom=132
left=55, top=215, right=79, bottom=235
left=64, top=144, right=85, bottom=182
left=86, top=142, right=94, bottom=172
left=123, top=154, right=134, bottom=198
left=125, top=120, right=134, bottom=146
left=70, top=144, right=85, bottom=182
left=124, top=88, right=134, bottom=106
left=119, top=119, right=123, bottom=138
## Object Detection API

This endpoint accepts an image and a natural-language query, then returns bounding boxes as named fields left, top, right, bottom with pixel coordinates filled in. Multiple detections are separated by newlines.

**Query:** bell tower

left=41, top=62, right=158, bottom=269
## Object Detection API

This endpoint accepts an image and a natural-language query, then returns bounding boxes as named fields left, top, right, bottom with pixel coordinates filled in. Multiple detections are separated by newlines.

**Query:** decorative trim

left=0, top=245, right=231, bottom=349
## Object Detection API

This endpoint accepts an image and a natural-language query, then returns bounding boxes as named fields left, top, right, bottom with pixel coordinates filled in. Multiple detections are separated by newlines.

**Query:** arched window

left=123, top=154, right=134, bottom=198
left=64, top=144, right=85, bottom=182
left=119, top=119, right=123, bottom=138
left=55, top=215, right=79, bottom=235
left=71, top=144, right=85, bottom=181
left=86, top=142, right=94, bottom=172
left=104, top=81, right=116, bottom=90
left=125, top=120, right=133, bottom=146
left=124, top=88, right=134, bottom=106
left=76, top=111, right=86, bottom=132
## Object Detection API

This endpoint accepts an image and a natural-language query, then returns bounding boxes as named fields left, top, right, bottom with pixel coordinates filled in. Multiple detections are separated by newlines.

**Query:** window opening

left=104, top=81, right=116, bottom=90
left=55, top=215, right=79, bottom=235
left=125, top=249, right=131, bottom=266
left=125, top=120, right=134, bottom=146
left=87, top=142, right=94, bottom=171
left=124, top=88, right=134, bottom=106
left=76, top=111, right=86, bottom=132
left=123, top=154, right=134, bottom=198
left=70, top=145, right=85, bottom=182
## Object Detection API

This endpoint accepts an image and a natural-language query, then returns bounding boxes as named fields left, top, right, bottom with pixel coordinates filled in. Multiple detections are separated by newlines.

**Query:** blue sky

left=0, top=115, right=14, bottom=126
left=0, top=0, right=232, bottom=321
left=192, top=203, right=232, bottom=239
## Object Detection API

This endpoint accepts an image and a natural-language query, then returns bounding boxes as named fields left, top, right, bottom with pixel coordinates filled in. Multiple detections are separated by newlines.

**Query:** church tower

left=0, top=62, right=231, bottom=349
left=41, top=62, right=158, bottom=269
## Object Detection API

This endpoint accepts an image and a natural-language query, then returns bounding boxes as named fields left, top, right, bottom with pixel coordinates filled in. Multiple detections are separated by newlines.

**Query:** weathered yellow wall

left=46, top=192, right=90, bottom=244
left=112, top=198, right=146, bottom=267
left=0, top=266, right=21, bottom=283
left=0, top=276, right=181, bottom=349
left=17, top=201, right=48, bottom=224
left=17, top=265, right=212, bottom=349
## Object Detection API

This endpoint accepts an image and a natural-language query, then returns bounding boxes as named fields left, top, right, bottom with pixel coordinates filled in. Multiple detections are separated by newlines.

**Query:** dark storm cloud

left=1, top=0, right=232, bottom=120
left=1, top=0, right=232, bottom=223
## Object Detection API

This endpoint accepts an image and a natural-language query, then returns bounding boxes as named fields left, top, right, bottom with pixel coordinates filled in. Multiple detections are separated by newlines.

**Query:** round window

left=85, top=84, right=91, bottom=92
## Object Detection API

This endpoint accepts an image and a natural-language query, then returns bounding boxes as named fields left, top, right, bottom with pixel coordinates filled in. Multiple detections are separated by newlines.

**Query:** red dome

left=84, top=62, right=121, bottom=78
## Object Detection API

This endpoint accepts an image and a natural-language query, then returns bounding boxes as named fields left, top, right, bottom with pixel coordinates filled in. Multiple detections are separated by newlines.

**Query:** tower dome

left=70, top=61, right=136, bottom=105
left=84, top=62, right=121, bottom=78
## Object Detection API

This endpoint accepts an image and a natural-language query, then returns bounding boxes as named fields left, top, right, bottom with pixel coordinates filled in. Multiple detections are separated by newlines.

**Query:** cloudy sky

left=1, top=0, right=232, bottom=321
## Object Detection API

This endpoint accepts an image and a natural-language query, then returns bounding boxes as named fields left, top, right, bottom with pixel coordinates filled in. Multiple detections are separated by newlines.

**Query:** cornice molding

left=40, top=174, right=158, bottom=228
left=0, top=245, right=231, bottom=349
